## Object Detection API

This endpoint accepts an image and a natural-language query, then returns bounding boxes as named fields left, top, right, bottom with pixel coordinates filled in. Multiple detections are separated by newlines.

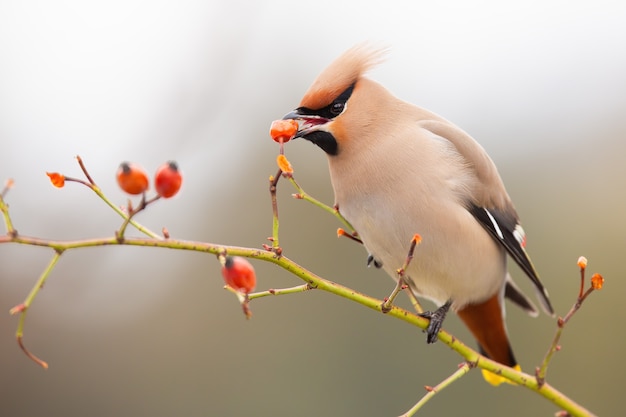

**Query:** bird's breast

left=328, top=139, right=506, bottom=309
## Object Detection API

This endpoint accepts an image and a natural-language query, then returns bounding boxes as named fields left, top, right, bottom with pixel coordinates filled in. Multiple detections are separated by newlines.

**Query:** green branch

left=0, top=156, right=600, bottom=416
left=0, top=231, right=598, bottom=416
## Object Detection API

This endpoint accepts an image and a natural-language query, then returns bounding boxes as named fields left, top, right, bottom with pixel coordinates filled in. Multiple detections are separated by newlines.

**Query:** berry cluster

left=116, top=161, right=182, bottom=198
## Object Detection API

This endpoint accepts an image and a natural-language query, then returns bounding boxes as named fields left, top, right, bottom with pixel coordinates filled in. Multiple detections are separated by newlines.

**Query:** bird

left=281, top=44, right=554, bottom=385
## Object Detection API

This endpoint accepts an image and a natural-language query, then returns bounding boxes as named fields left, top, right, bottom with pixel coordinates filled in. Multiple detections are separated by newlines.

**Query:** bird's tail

left=456, top=293, right=519, bottom=386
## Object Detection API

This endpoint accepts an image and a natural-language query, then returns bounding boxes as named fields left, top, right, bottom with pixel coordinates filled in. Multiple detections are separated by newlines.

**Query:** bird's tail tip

left=481, top=364, right=521, bottom=386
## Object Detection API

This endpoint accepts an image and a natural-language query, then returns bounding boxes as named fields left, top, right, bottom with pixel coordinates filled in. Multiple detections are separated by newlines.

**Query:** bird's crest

left=300, top=43, right=387, bottom=110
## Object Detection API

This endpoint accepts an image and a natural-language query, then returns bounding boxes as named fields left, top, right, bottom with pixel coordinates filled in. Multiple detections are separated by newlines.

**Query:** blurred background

left=1, top=1, right=624, bottom=416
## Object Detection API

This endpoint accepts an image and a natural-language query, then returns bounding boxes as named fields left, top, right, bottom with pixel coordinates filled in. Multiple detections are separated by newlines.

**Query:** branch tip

left=591, top=273, right=604, bottom=290
left=75, top=155, right=96, bottom=185
left=242, top=298, right=253, bottom=319
left=9, top=303, right=26, bottom=315
left=17, top=335, right=48, bottom=369
left=1, top=178, right=15, bottom=196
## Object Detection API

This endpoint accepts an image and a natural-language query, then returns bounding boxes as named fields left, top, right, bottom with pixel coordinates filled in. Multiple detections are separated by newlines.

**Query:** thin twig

left=75, top=155, right=95, bottom=185
left=248, top=284, right=314, bottom=300
left=336, top=228, right=363, bottom=244
left=116, top=194, right=161, bottom=241
left=268, top=168, right=282, bottom=255
left=536, top=259, right=603, bottom=387
left=381, top=234, right=421, bottom=312
left=1, top=178, right=14, bottom=198
left=287, top=175, right=357, bottom=235
left=10, top=251, right=63, bottom=369
left=0, top=191, right=17, bottom=237
left=399, top=362, right=473, bottom=417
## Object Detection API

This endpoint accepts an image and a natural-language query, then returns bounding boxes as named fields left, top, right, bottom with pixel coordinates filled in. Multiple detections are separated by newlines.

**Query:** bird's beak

left=282, top=110, right=330, bottom=139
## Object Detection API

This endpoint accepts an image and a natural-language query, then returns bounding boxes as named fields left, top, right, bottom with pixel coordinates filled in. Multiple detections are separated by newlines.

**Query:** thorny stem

left=399, top=362, right=473, bottom=417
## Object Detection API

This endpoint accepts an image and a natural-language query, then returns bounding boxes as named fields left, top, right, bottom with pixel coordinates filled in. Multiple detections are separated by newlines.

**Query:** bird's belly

left=339, top=197, right=506, bottom=310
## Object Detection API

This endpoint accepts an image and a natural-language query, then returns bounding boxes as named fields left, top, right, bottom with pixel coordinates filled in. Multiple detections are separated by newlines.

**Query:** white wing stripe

left=484, top=208, right=504, bottom=240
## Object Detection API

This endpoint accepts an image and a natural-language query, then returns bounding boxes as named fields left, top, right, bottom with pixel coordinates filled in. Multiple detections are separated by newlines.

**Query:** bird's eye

left=330, top=101, right=345, bottom=116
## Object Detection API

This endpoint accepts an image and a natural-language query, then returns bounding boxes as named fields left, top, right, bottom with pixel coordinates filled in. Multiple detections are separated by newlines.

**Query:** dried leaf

left=46, top=172, right=65, bottom=188
left=276, top=154, right=293, bottom=174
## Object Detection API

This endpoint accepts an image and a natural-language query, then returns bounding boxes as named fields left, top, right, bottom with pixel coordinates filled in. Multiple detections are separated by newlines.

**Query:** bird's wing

left=419, top=118, right=554, bottom=316
left=469, top=205, right=553, bottom=316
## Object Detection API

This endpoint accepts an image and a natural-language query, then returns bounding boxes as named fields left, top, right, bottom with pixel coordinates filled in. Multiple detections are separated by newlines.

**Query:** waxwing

left=281, top=44, right=554, bottom=385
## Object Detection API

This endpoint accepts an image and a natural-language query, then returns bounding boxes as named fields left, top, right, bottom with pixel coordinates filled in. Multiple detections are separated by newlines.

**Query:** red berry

left=221, top=256, right=256, bottom=294
left=116, top=162, right=149, bottom=195
left=154, top=161, right=182, bottom=198
left=270, top=119, right=299, bottom=143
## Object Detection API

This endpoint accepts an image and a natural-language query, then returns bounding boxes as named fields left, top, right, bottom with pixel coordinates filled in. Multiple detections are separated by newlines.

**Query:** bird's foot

left=418, top=300, right=451, bottom=344
left=367, top=254, right=383, bottom=268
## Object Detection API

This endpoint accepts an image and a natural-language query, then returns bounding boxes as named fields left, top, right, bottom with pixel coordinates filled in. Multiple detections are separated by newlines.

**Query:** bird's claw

left=418, top=300, right=451, bottom=344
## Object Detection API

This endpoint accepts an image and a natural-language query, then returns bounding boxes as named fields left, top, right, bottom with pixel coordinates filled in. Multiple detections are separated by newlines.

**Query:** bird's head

left=283, top=44, right=388, bottom=156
